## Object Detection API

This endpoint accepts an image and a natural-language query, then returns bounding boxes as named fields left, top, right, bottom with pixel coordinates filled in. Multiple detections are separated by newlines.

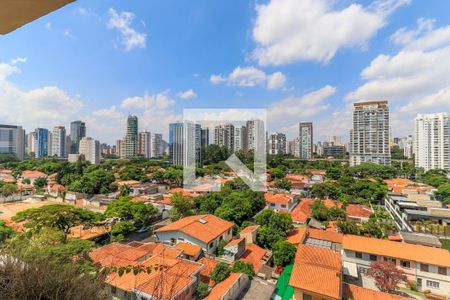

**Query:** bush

left=406, top=280, right=417, bottom=291
left=211, top=263, right=231, bottom=283
left=196, top=281, right=210, bottom=299
left=232, top=260, right=255, bottom=277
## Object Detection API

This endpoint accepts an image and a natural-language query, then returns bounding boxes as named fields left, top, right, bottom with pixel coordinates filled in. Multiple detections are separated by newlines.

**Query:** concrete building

left=51, top=125, right=66, bottom=157
left=120, top=114, right=138, bottom=159
left=34, top=128, right=49, bottom=158
left=246, top=119, right=265, bottom=153
left=396, top=135, right=414, bottom=159
left=234, top=125, right=248, bottom=152
left=299, top=122, right=313, bottom=160
left=349, top=101, right=391, bottom=166
left=268, top=132, right=287, bottom=155
left=214, top=124, right=234, bottom=151
left=415, top=113, right=450, bottom=172
left=79, top=137, right=100, bottom=164
left=70, top=120, right=86, bottom=154
left=27, top=131, right=35, bottom=155
left=151, top=133, right=163, bottom=158
left=0, top=124, right=25, bottom=160
left=169, top=122, right=201, bottom=166
left=138, top=131, right=151, bottom=158
left=169, top=122, right=184, bottom=165
left=288, top=138, right=300, bottom=157
left=115, top=140, right=121, bottom=158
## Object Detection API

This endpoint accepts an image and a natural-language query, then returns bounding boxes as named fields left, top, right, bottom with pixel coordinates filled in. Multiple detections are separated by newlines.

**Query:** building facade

left=138, top=131, right=151, bottom=158
left=79, top=137, right=100, bottom=164
left=51, top=125, right=66, bottom=157
left=0, top=124, right=25, bottom=160
left=246, top=119, right=265, bottom=153
left=34, top=128, right=49, bottom=158
left=415, top=113, right=450, bottom=172
left=214, top=124, right=234, bottom=151
left=349, top=101, right=391, bottom=166
left=151, top=133, right=163, bottom=158
left=234, top=126, right=248, bottom=152
left=120, top=114, right=139, bottom=159
left=299, top=122, right=313, bottom=160
left=70, top=120, right=86, bottom=154
left=268, top=132, right=287, bottom=155
left=169, top=122, right=184, bottom=165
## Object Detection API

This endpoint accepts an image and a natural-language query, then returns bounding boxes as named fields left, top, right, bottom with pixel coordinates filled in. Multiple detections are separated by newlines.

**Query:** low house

left=342, top=234, right=450, bottom=297
left=265, top=193, right=296, bottom=212
left=240, top=243, right=271, bottom=274
left=304, top=228, right=343, bottom=251
left=198, top=257, right=219, bottom=286
left=21, top=170, right=47, bottom=184
left=90, top=242, right=203, bottom=300
left=205, top=273, right=250, bottom=300
left=345, top=204, right=372, bottom=223
left=175, top=242, right=203, bottom=261
left=343, top=284, right=409, bottom=300
left=222, top=238, right=246, bottom=262
left=46, top=183, right=65, bottom=197
left=289, top=244, right=342, bottom=300
left=239, top=225, right=259, bottom=245
left=155, top=214, right=233, bottom=254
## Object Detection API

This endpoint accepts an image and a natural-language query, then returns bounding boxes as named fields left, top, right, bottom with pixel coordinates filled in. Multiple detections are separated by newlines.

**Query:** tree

left=210, top=263, right=231, bottom=283
left=311, top=182, right=342, bottom=200
left=12, top=204, right=104, bottom=234
left=0, top=182, right=17, bottom=197
left=336, top=220, right=361, bottom=235
left=105, top=196, right=159, bottom=226
left=275, top=178, right=292, bottom=191
left=118, top=184, right=132, bottom=197
left=216, top=239, right=228, bottom=256
left=367, top=261, right=406, bottom=293
left=232, top=261, right=255, bottom=277
left=257, top=225, right=287, bottom=249
left=255, top=210, right=293, bottom=249
left=269, top=168, right=286, bottom=179
left=435, top=184, right=450, bottom=204
left=196, top=282, right=210, bottom=299
left=169, top=193, right=195, bottom=221
left=272, top=240, right=296, bottom=267
left=111, top=221, right=135, bottom=241
left=310, top=200, right=329, bottom=221
left=69, top=170, right=116, bottom=195
left=328, top=206, right=346, bottom=221
left=0, top=221, right=13, bottom=243
left=119, top=166, right=144, bottom=181
left=0, top=153, right=19, bottom=163
left=33, top=177, right=47, bottom=189
left=202, top=145, right=231, bottom=165
left=326, top=166, right=342, bottom=180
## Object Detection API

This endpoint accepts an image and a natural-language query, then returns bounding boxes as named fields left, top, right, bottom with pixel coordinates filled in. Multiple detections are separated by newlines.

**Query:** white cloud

left=11, top=57, right=27, bottom=65
left=45, top=22, right=52, bottom=30
left=177, top=89, right=197, bottom=99
left=210, top=66, right=286, bottom=90
left=107, top=8, right=147, bottom=51
left=347, top=18, right=450, bottom=136
left=0, top=61, right=83, bottom=131
left=268, top=85, right=336, bottom=126
left=63, top=29, right=76, bottom=39
left=252, top=0, right=409, bottom=65
left=92, top=105, right=123, bottom=119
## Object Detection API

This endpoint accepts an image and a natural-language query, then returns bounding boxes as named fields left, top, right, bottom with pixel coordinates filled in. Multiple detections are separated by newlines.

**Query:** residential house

left=265, top=193, right=297, bottom=212
left=175, top=242, right=203, bottom=261
left=21, top=170, right=47, bottom=184
left=155, top=214, right=233, bottom=254
left=239, top=225, right=259, bottom=245
left=342, top=234, right=450, bottom=296
left=222, top=238, right=246, bottom=262
left=204, top=273, right=250, bottom=300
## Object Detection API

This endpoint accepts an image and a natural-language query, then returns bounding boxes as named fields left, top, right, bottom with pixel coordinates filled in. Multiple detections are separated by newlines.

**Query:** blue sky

left=1, top=0, right=450, bottom=144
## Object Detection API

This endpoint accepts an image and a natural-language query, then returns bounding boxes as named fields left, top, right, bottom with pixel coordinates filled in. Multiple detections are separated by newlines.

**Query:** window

left=355, top=252, right=363, bottom=259
left=384, top=257, right=396, bottom=263
left=111, top=286, right=117, bottom=294
left=401, top=260, right=410, bottom=268
left=209, top=242, right=214, bottom=249
left=438, top=266, right=447, bottom=275
left=281, top=204, right=287, bottom=208
left=417, top=278, right=422, bottom=288
left=270, top=203, right=275, bottom=207
left=219, top=236, right=223, bottom=241
left=426, top=280, right=440, bottom=289
left=303, top=294, right=312, bottom=300
left=178, top=237, right=184, bottom=241
left=369, top=254, right=377, bottom=261
left=420, top=264, right=429, bottom=272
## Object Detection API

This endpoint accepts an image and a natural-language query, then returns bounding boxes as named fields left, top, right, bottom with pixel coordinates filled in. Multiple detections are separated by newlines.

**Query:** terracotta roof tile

left=175, top=242, right=202, bottom=257
left=343, top=284, right=410, bottom=300
left=155, top=214, right=234, bottom=244
left=239, top=225, right=259, bottom=235
left=265, top=193, right=295, bottom=205
left=198, top=257, right=219, bottom=285
left=240, top=244, right=267, bottom=273
left=308, top=228, right=343, bottom=244
left=286, top=228, right=307, bottom=245
left=343, top=235, right=450, bottom=267
left=21, top=170, right=46, bottom=178
left=289, top=244, right=341, bottom=299
left=346, top=204, right=372, bottom=218
left=204, top=273, right=242, bottom=300
left=225, top=238, right=245, bottom=248
left=290, top=198, right=314, bottom=223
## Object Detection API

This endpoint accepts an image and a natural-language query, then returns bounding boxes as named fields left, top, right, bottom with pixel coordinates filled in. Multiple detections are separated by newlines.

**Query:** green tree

left=202, top=145, right=230, bottom=165
left=269, top=168, right=286, bottom=179
left=111, top=221, right=135, bottom=241
left=232, top=260, right=255, bottom=277
left=326, top=166, right=342, bottom=180
left=311, top=182, right=342, bottom=200
left=196, top=282, right=210, bottom=298
left=336, top=220, right=361, bottom=235
left=0, top=220, right=13, bottom=243
left=435, top=184, right=450, bottom=204
left=328, top=206, right=346, bottom=221
left=33, top=177, right=47, bottom=189
left=119, top=166, right=144, bottom=181
left=275, top=178, right=292, bottom=191
left=169, top=193, right=195, bottom=221
left=105, top=196, right=159, bottom=226
left=0, top=182, right=17, bottom=197
left=211, top=263, right=231, bottom=283
left=118, top=184, right=132, bottom=197
left=216, top=239, right=228, bottom=256
left=69, top=170, right=116, bottom=195
left=272, top=240, right=296, bottom=267
left=12, top=204, right=104, bottom=235
left=163, top=167, right=183, bottom=186
left=310, top=200, right=329, bottom=221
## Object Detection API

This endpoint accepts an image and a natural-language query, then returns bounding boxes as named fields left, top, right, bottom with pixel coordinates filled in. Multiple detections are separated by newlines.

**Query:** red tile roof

left=265, top=193, right=295, bottom=205
left=21, top=170, right=46, bottom=178
left=343, top=235, right=450, bottom=267
left=239, top=225, right=259, bottom=235
left=308, top=228, right=343, bottom=244
left=205, top=273, right=242, bottom=300
left=289, top=244, right=342, bottom=299
left=198, top=257, right=219, bottom=285
left=155, top=214, right=234, bottom=244
left=343, top=284, right=410, bottom=300
left=225, top=238, right=245, bottom=248
left=346, top=204, right=372, bottom=218
left=286, top=228, right=307, bottom=245
left=175, top=242, right=202, bottom=257
left=290, top=198, right=314, bottom=223
left=240, top=244, right=267, bottom=273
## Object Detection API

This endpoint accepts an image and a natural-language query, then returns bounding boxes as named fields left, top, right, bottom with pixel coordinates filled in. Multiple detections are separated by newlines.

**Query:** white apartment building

left=79, top=137, right=100, bottom=164
left=349, top=101, right=391, bottom=166
left=234, top=126, right=247, bottom=152
left=247, top=119, right=265, bottom=153
left=299, top=122, right=313, bottom=160
left=415, top=113, right=450, bottom=172
left=151, top=133, right=163, bottom=158
left=51, top=126, right=66, bottom=158
left=214, top=124, right=235, bottom=151
left=0, top=124, right=25, bottom=160
left=268, top=132, right=287, bottom=155
left=138, top=131, right=151, bottom=158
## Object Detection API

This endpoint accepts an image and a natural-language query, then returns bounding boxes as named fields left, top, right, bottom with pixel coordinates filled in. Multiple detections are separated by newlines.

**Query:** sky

left=1, top=0, right=450, bottom=144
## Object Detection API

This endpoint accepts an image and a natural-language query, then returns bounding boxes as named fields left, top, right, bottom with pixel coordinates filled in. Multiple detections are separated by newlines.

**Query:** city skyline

left=1, top=0, right=450, bottom=144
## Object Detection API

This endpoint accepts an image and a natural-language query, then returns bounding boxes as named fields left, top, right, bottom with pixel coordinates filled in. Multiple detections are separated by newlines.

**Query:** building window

left=281, top=204, right=287, bottom=208
left=384, top=257, right=396, bottom=263
left=400, top=260, right=410, bottom=268
left=219, top=236, right=223, bottom=241
left=270, top=203, right=275, bottom=207
left=209, top=242, right=214, bottom=249
left=170, top=238, right=176, bottom=244
left=438, top=266, right=447, bottom=275
left=369, top=254, right=377, bottom=261
left=303, top=294, right=312, bottom=300
left=178, top=237, right=184, bottom=241
left=111, top=286, right=117, bottom=294
left=355, top=252, right=363, bottom=259
left=420, top=264, right=429, bottom=272
left=417, top=278, right=422, bottom=288
left=426, top=280, right=440, bottom=289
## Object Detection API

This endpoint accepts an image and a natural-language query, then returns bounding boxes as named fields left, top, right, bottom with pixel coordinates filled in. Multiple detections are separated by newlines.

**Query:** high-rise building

left=234, top=126, right=248, bottom=152
left=247, top=119, right=265, bottom=153
left=0, top=124, right=25, bottom=160
left=51, top=126, right=66, bottom=157
left=115, top=140, right=122, bottom=158
left=27, top=131, right=36, bottom=155
left=201, top=128, right=209, bottom=148
left=299, top=122, right=313, bottom=160
left=169, top=122, right=201, bottom=166
left=349, top=101, right=391, bottom=166
left=327, top=135, right=343, bottom=146
left=415, top=113, right=450, bottom=172
left=79, top=137, right=100, bottom=164
left=65, top=135, right=71, bottom=158
left=214, top=124, right=234, bottom=151
left=397, top=135, right=414, bottom=159
left=47, top=131, right=53, bottom=157
left=138, top=131, right=151, bottom=158
left=288, top=138, right=300, bottom=158
left=268, top=132, right=287, bottom=155
left=70, top=121, right=86, bottom=154
left=35, top=128, right=49, bottom=158
left=120, top=114, right=139, bottom=159
left=151, top=133, right=163, bottom=158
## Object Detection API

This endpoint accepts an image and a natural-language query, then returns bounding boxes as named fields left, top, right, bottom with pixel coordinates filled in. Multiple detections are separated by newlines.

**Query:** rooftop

left=155, top=214, right=234, bottom=244
left=343, top=284, right=409, bottom=300
left=175, top=242, right=202, bottom=257
left=205, top=273, right=243, bottom=300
